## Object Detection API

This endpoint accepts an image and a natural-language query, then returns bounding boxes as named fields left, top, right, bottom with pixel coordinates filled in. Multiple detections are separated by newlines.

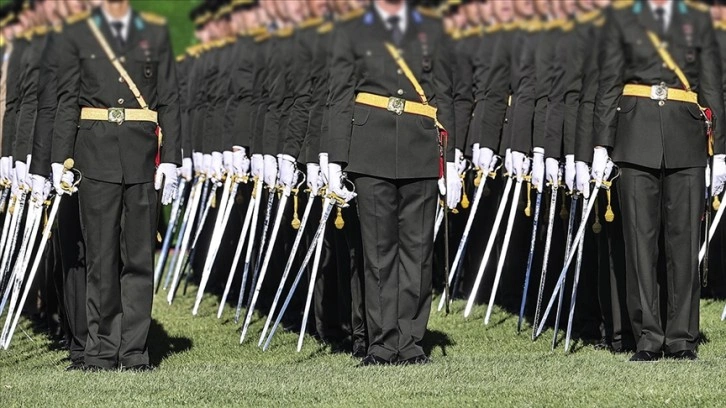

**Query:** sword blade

left=0, top=194, right=26, bottom=294
left=263, top=198, right=335, bottom=351
left=564, top=198, right=588, bottom=352
left=552, top=196, right=579, bottom=349
left=162, top=178, right=199, bottom=292
left=234, top=178, right=264, bottom=323
left=438, top=176, right=488, bottom=312
left=154, top=178, right=187, bottom=290
left=240, top=192, right=289, bottom=343
left=193, top=176, right=234, bottom=315
left=433, top=205, right=444, bottom=242
left=699, top=192, right=726, bottom=263
left=517, top=190, right=542, bottom=333
left=484, top=179, right=523, bottom=325
left=259, top=193, right=315, bottom=345
left=464, top=177, right=513, bottom=318
left=218, top=183, right=255, bottom=319
left=166, top=179, right=204, bottom=304
left=535, top=184, right=601, bottom=337
left=531, top=186, right=559, bottom=340
left=244, top=190, right=276, bottom=311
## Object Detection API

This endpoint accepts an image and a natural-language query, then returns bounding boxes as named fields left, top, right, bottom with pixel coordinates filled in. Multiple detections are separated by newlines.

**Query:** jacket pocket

left=352, top=105, right=370, bottom=126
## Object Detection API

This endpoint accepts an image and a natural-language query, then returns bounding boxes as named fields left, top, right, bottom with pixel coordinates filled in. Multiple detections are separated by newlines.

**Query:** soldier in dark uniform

left=327, top=0, right=459, bottom=365
left=53, top=0, right=181, bottom=371
left=593, top=0, right=725, bottom=361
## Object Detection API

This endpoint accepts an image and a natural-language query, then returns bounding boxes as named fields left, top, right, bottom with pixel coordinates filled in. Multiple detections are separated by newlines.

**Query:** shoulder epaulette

left=34, top=25, right=49, bottom=37
left=299, top=16, right=324, bottom=29
left=0, top=36, right=4, bottom=48
left=255, top=32, right=271, bottom=43
left=248, top=26, right=267, bottom=37
left=275, top=27, right=294, bottom=38
left=685, top=0, right=709, bottom=12
left=595, top=17, right=606, bottom=27
left=416, top=6, right=441, bottom=19
left=545, top=18, right=565, bottom=30
left=577, top=10, right=601, bottom=24
left=561, top=20, right=575, bottom=32
left=140, top=11, right=166, bottom=25
left=340, top=8, right=365, bottom=22
left=318, top=21, right=334, bottom=34
left=446, top=27, right=461, bottom=40
left=462, top=26, right=484, bottom=38
left=524, top=18, right=543, bottom=32
left=65, top=10, right=90, bottom=25
left=53, top=23, right=63, bottom=33
left=716, top=21, right=726, bottom=31
left=176, top=54, right=185, bottom=62
left=20, top=29, right=33, bottom=41
left=612, top=0, right=634, bottom=10
left=186, top=44, right=200, bottom=56
left=502, top=22, right=518, bottom=31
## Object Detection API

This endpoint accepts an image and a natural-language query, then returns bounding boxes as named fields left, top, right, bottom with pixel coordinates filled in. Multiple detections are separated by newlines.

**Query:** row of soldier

left=0, top=0, right=725, bottom=370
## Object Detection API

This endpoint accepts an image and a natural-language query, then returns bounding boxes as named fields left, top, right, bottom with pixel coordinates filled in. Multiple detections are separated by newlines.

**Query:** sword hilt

left=714, top=195, right=721, bottom=211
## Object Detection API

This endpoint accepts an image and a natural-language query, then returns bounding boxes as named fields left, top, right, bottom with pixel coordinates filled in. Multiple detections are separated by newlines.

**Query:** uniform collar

left=373, top=1, right=408, bottom=33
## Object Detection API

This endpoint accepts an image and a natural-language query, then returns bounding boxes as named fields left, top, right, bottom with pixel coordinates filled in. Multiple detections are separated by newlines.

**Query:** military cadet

left=53, top=0, right=181, bottom=371
left=593, top=0, right=725, bottom=361
left=327, top=0, right=460, bottom=365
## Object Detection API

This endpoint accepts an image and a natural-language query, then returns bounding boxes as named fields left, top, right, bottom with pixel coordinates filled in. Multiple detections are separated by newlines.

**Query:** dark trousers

left=78, top=178, right=157, bottom=368
left=353, top=175, right=437, bottom=361
left=58, top=194, right=87, bottom=363
left=617, top=164, right=703, bottom=354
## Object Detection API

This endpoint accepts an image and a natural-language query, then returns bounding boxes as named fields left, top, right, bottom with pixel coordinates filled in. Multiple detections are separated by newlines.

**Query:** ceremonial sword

left=234, top=177, right=264, bottom=323
left=517, top=187, right=542, bottom=333
left=154, top=178, right=188, bottom=291
left=531, top=182, right=559, bottom=340
left=564, top=197, right=588, bottom=352
left=162, top=176, right=201, bottom=292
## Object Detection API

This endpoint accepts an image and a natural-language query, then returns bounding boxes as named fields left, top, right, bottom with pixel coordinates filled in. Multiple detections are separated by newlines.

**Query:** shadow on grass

left=422, top=329, right=456, bottom=357
left=149, top=319, right=193, bottom=366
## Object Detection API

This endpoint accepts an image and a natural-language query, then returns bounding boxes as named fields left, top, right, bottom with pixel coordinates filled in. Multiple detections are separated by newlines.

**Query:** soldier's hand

left=155, top=163, right=179, bottom=205
left=590, top=147, right=610, bottom=183
left=30, top=174, right=50, bottom=204
left=277, top=155, right=296, bottom=190
left=210, top=152, right=224, bottom=181
left=511, top=150, right=528, bottom=179
left=438, top=162, right=462, bottom=210
left=318, top=152, right=329, bottom=184
left=476, top=146, right=495, bottom=173
left=504, top=149, right=513, bottom=176
left=575, top=161, right=591, bottom=198
left=15, top=159, right=29, bottom=191
left=545, top=158, right=559, bottom=186
left=263, top=154, right=278, bottom=188
left=203, top=154, right=213, bottom=178
left=223, top=151, right=235, bottom=175
left=472, top=143, right=481, bottom=168
left=712, top=154, right=726, bottom=196
left=179, top=158, right=193, bottom=181
left=192, top=152, right=204, bottom=175
left=232, top=147, right=250, bottom=178
left=564, top=155, right=576, bottom=193
left=251, top=154, right=264, bottom=178
left=455, top=149, right=466, bottom=175
left=306, top=163, right=322, bottom=196
left=0, top=156, right=11, bottom=186
left=531, top=148, right=545, bottom=193
left=328, top=162, right=355, bottom=204
left=51, top=162, right=76, bottom=195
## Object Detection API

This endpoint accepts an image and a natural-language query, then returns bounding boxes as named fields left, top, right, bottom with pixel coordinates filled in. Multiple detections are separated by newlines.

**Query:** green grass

left=2, top=290, right=726, bottom=407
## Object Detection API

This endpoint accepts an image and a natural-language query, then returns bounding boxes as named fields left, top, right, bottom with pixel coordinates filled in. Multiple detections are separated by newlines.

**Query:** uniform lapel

left=125, top=10, right=140, bottom=54
left=92, top=8, right=123, bottom=56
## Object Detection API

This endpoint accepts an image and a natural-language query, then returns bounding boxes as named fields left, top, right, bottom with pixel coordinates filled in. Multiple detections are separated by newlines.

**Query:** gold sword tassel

left=291, top=188, right=301, bottom=230
left=604, top=180, right=615, bottom=222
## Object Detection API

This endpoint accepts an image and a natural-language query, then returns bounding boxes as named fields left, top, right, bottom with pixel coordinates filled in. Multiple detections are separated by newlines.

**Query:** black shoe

left=397, top=355, right=431, bottom=366
left=592, top=339, right=612, bottom=351
left=65, top=360, right=85, bottom=372
left=121, top=363, right=156, bottom=372
left=357, top=354, right=390, bottom=367
left=629, top=351, right=662, bottom=362
left=83, top=364, right=112, bottom=372
left=665, top=350, right=698, bottom=361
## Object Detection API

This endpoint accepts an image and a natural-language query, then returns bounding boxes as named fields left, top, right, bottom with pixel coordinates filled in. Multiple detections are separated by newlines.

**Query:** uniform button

left=118, top=77, right=124, bottom=83
left=118, top=98, right=124, bottom=105
left=119, top=56, right=125, bottom=63
left=616, top=107, right=621, bottom=112
left=658, top=100, right=665, bottom=107
left=662, top=62, right=667, bottom=68
left=90, top=54, right=96, bottom=59
left=397, top=69, right=402, bottom=75
left=397, top=89, right=404, bottom=96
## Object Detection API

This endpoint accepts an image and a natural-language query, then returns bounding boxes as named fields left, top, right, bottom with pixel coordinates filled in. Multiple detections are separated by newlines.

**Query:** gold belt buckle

left=650, top=83, right=668, bottom=101
left=387, top=97, right=405, bottom=116
left=108, top=107, right=125, bottom=124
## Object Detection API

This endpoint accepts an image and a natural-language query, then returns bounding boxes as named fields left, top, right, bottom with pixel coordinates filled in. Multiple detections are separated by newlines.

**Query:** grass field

left=2, top=289, right=726, bottom=407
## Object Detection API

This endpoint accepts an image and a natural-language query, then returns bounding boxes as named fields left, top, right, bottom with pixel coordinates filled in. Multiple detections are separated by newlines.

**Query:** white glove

left=263, top=154, right=278, bottom=188
left=30, top=174, right=50, bottom=203
left=328, top=162, right=356, bottom=203
left=504, top=148, right=513, bottom=175
left=319, top=152, right=329, bottom=184
left=223, top=150, right=234, bottom=175
left=192, top=152, right=204, bottom=175
left=438, top=162, right=462, bottom=210
left=545, top=158, right=559, bottom=186
left=590, top=147, right=610, bottom=183
left=251, top=154, right=264, bottom=178
left=210, top=151, right=224, bottom=180
left=712, top=154, right=726, bottom=196
left=203, top=154, right=212, bottom=177
left=564, top=154, right=575, bottom=193
left=511, top=150, right=528, bottom=179
left=15, top=160, right=28, bottom=192
left=232, top=147, right=250, bottom=178
left=472, top=143, right=481, bottom=168
left=306, top=163, right=323, bottom=196
left=455, top=148, right=466, bottom=175
left=155, top=163, right=179, bottom=205
left=0, top=156, right=11, bottom=185
left=477, top=146, right=495, bottom=172
left=277, top=154, right=296, bottom=189
left=575, top=161, right=591, bottom=198
left=531, top=148, right=545, bottom=193
left=179, top=157, right=193, bottom=181
left=51, top=162, right=76, bottom=195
